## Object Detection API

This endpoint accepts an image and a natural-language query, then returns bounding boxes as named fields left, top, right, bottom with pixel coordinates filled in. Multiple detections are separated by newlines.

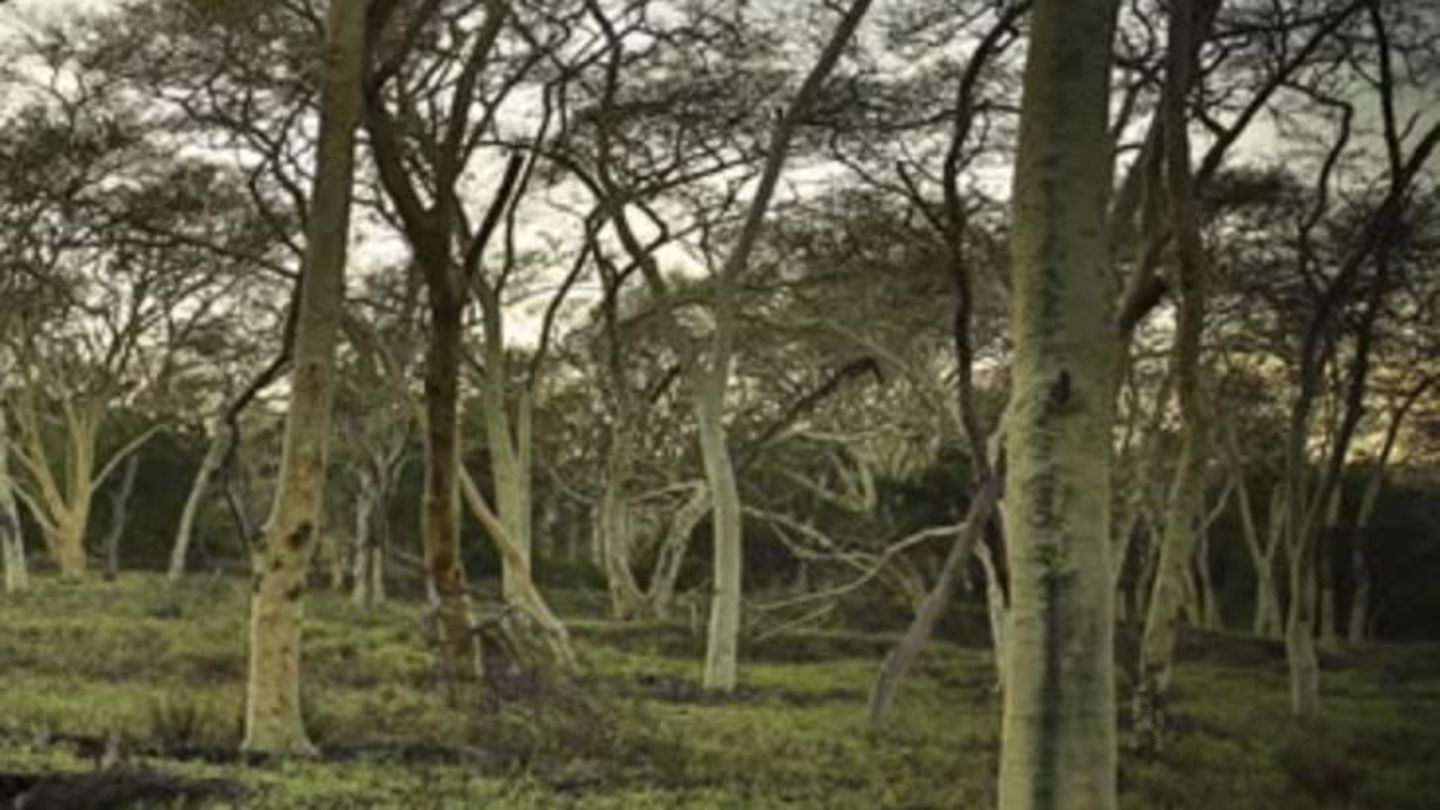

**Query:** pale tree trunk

left=976, top=520, right=1009, bottom=685
left=692, top=0, right=872, bottom=694
left=169, top=421, right=235, bottom=581
left=1224, top=421, right=1284, bottom=639
left=460, top=468, right=577, bottom=671
left=1, top=406, right=29, bottom=593
left=998, top=0, right=1120, bottom=806
left=350, top=454, right=392, bottom=608
left=481, top=341, right=532, bottom=602
left=646, top=482, right=710, bottom=619
left=351, top=471, right=377, bottom=605
left=102, top=454, right=140, bottom=581
left=8, top=393, right=157, bottom=578
left=598, top=460, right=646, bottom=620
left=1135, top=0, right=1212, bottom=750
left=9, top=395, right=100, bottom=576
left=696, top=359, right=743, bottom=692
left=242, top=0, right=368, bottom=755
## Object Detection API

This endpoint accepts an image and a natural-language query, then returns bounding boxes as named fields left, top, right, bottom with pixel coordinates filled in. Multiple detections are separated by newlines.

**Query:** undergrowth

left=0, top=574, right=1437, bottom=808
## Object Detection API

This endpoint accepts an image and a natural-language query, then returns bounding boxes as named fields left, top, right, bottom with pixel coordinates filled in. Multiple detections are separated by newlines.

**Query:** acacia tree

left=241, top=0, right=369, bottom=755
left=997, top=0, right=1120, bottom=807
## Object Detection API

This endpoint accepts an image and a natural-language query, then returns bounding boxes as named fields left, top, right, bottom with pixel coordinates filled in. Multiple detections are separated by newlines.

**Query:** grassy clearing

left=1, top=574, right=1437, bottom=808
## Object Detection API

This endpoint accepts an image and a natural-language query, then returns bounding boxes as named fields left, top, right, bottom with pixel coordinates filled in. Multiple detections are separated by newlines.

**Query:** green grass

left=1, top=574, right=1438, bottom=808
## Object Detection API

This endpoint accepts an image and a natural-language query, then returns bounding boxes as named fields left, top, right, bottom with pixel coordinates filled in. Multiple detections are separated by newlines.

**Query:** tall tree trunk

left=169, top=420, right=236, bottom=581
left=102, top=454, right=139, bottom=581
left=1135, top=0, right=1211, bottom=750
left=998, top=0, right=1120, bottom=806
left=0, top=406, right=28, bottom=593
left=422, top=296, right=485, bottom=701
left=242, top=0, right=367, bottom=755
left=696, top=359, right=743, bottom=692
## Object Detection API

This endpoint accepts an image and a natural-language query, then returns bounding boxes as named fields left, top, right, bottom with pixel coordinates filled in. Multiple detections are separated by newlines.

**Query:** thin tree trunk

left=696, top=360, right=743, bottom=692
left=977, top=538, right=1009, bottom=685
left=868, top=476, right=1000, bottom=722
left=351, top=471, right=377, bottom=606
left=1345, top=376, right=1432, bottom=642
left=646, top=482, right=710, bottom=619
left=0, top=406, right=29, bottom=593
left=102, top=454, right=139, bottom=581
left=169, top=420, right=236, bottom=581
left=998, top=0, right=1120, bottom=805
left=242, top=0, right=368, bottom=755
left=482, top=353, right=530, bottom=603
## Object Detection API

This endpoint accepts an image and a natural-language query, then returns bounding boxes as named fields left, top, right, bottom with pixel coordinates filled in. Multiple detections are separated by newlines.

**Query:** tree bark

left=0, top=406, right=29, bottom=593
left=102, top=454, right=139, bottom=581
left=481, top=342, right=531, bottom=603
left=241, top=0, right=368, bottom=755
left=421, top=296, right=485, bottom=702
left=169, top=420, right=235, bottom=582
left=599, top=463, right=646, bottom=620
left=646, top=482, right=711, bottom=619
left=696, top=360, right=743, bottom=692
left=998, top=0, right=1120, bottom=806
left=1134, top=0, right=1211, bottom=751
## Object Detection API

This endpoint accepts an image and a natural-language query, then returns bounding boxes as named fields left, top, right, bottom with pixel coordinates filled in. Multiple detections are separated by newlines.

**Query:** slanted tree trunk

left=646, top=482, right=710, bottom=619
left=1, top=406, right=29, bottom=593
left=868, top=476, right=1000, bottom=722
left=169, top=421, right=235, bottom=581
left=460, top=468, right=576, bottom=671
left=102, top=454, right=140, bottom=581
left=1346, top=376, right=1432, bottom=643
left=241, top=0, right=368, bottom=755
left=998, top=0, right=1120, bottom=806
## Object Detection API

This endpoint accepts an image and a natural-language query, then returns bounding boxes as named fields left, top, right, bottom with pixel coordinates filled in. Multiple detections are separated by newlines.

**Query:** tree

left=241, top=0, right=370, bottom=755
left=997, top=1, right=1120, bottom=808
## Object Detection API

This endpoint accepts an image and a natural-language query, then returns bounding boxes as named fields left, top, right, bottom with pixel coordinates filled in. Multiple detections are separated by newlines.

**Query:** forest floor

left=1, top=574, right=1438, bottom=809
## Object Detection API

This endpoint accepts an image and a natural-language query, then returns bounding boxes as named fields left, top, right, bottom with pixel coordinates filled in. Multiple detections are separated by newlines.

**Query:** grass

left=1, top=573, right=1438, bottom=808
